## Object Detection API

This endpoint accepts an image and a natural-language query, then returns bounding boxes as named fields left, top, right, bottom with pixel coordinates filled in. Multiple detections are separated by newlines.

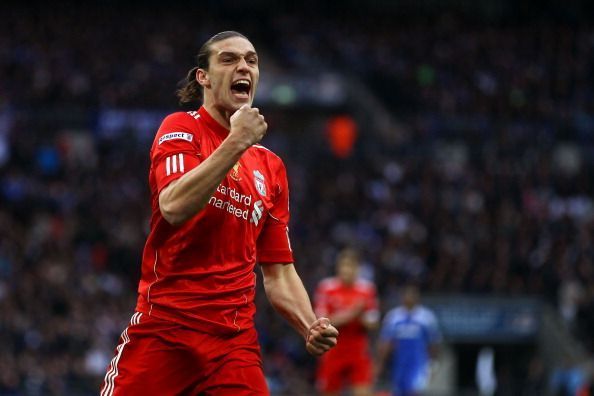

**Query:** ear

left=197, top=68, right=210, bottom=89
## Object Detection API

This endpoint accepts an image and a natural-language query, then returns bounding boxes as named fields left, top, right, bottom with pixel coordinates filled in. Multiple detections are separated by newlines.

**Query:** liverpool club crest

left=253, top=170, right=266, bottom=196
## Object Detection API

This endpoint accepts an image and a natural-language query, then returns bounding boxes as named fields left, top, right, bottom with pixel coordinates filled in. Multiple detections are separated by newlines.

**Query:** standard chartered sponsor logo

left=207, top=184, right=263, bottom=224
left=208, top=196, right=250, bottom=220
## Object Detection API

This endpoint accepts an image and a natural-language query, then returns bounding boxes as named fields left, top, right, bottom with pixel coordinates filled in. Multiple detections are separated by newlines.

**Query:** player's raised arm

left=261, top=263, right=339, bottom=356
left=159, top=105, right=266, bottom=226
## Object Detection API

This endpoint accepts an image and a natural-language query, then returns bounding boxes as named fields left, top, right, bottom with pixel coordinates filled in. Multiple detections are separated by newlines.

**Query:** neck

left=203, top=102, right=232, bottom=130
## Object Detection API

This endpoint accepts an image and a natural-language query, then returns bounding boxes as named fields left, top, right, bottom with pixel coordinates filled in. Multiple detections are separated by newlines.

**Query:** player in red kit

left=100, top=31, right=338, bottom=396
left=314, top=249, right=380, bottom=396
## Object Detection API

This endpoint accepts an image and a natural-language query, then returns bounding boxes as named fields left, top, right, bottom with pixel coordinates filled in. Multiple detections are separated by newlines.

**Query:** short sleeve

left=151, top=112, right=202, bottom=193
left=257, top=160, right=294, bottom=264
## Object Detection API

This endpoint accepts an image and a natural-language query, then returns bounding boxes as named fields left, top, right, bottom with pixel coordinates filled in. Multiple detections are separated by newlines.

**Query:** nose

left=237, top=57, right=249, bottom=72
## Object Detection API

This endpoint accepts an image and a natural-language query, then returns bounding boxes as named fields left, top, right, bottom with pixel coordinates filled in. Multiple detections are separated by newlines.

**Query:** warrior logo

left=253, top=170, right=266, bottom=196
left=251, top=200, right=264, bottom=226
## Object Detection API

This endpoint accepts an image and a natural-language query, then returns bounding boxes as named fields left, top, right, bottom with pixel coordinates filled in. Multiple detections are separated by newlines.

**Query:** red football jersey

left=314, top=277, right=379, bottom=352
left=135, top=106, right=293, bottom=335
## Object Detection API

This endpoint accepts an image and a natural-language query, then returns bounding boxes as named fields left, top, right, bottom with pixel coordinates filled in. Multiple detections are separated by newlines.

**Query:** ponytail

left=176, top=67, right=201, bottom=105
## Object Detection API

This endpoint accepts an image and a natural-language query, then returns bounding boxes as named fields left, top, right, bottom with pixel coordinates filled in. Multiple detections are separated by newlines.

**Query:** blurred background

left=2, top=0, right=594, bottom=395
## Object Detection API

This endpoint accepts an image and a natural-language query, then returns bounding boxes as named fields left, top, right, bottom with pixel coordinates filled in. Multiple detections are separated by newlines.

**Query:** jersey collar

left=198, top=106, right=230, bottom=139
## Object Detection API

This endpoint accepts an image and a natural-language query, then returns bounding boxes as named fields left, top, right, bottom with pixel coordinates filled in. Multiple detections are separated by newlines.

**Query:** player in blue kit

left=375, top=285, right=441, bottom=396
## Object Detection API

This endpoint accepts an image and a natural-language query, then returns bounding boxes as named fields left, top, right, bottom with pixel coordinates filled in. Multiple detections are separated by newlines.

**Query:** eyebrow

left=216, top=50, right=258, bottom=58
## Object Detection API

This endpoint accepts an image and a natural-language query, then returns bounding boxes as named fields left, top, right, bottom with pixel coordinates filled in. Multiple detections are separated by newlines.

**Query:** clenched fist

left=306, top=317, right=339, bottom=357
left=229, top=104, right=267, bottom=150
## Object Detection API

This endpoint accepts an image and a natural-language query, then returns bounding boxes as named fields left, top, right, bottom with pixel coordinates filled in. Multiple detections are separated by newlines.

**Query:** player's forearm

left=159, top=136, right=249, bottom=226
left=361, top=318, right=379, bottom=331
left=361, top=311, right=380, bottom=331
left=328, top=309, right=362, bottom=328
left=262, top=263, right=317, bottom=339
left=329, top=306, right=378, bottom=329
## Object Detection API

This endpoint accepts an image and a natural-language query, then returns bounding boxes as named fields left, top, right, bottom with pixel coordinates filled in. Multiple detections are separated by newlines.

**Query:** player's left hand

left=306, top=317, right=338, bottom=356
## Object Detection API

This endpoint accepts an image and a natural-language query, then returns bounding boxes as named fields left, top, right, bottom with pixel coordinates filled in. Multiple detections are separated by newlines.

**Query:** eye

left=247, top=57, right=258, bottom=65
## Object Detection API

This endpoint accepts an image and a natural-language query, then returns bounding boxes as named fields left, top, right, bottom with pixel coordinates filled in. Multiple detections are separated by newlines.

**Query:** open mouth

left=231, top=79, right=251, bottom=99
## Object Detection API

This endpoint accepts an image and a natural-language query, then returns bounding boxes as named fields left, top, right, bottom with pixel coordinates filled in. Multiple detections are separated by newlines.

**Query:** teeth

left=234, top=79, right=250, bottom=86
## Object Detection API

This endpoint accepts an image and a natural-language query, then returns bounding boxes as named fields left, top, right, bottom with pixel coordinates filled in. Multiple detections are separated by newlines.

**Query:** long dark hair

left=176, top=31, right=249, bottom=105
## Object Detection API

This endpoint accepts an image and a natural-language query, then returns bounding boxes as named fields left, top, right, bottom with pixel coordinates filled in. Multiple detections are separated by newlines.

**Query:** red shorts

left=100, top=312, right=268, bottom=396
left=316, top=347, right=373, bottom=393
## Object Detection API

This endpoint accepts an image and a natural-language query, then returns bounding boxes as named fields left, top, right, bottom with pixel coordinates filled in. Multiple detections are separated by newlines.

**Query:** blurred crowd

left=2, top=3, right=594, bottom=395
